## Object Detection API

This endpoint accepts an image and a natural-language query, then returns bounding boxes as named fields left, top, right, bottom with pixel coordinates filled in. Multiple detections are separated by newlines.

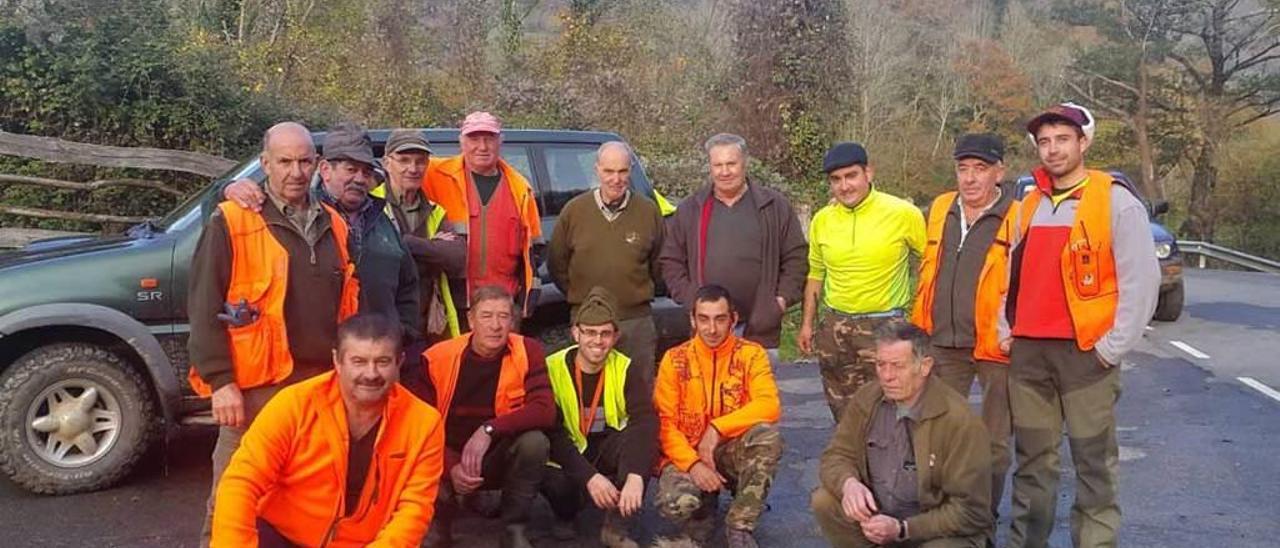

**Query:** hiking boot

left=725, top=527, right=759, bottom=548
left=550, top=517, right=577, bottom=541
left=600, top=512, right=639, bottom=548
left=500, top=523, right=534, bottom=548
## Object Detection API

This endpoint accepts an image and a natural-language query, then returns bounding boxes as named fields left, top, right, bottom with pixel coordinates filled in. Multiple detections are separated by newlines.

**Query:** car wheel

left=0, top=343, right=157, bottom=494
left=1152, top=280, right=1185, bottom=322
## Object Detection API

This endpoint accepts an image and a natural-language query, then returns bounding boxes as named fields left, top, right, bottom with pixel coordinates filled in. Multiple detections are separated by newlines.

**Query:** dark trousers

left=434, top=430, right=550, bottom=527
left=930, top=345, right=1012, bottom=520
left=539, top=428, right=632, bottom=520
left=615, top=315, right=658, bottom=385
left=1007, top=338, right=1121, bottom=548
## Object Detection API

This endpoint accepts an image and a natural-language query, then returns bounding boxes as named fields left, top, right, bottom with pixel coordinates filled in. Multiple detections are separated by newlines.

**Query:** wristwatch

left=897, top=518, right=909, bottom=541
left=482, top=423, right=495, bottom=436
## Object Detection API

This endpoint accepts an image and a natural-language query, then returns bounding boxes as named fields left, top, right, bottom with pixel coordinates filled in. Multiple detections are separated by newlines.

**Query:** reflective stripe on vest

left=188, top=201, right=359, bottom=397
left=545, top=346, right=630, bottom=453
left=423, top=333, right=529, bottom=420
left=1016, top=169, right=1118, bottom=351
left=910, top=192, right=1015, bottom=364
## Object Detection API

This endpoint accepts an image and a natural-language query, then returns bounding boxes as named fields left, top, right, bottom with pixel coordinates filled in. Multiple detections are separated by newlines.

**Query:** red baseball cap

left=460, top=111, right=502, bottom=137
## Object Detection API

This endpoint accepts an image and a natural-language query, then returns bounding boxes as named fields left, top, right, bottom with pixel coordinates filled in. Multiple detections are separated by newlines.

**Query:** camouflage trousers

left=1007, top=338, right=1121, bottom=548
left=655, top=423, right=784, bottom=533
left=815, top=311, right=895, bottom=422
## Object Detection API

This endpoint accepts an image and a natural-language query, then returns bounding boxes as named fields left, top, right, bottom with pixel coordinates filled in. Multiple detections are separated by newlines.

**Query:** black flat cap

left=823, top=142, right=869, bottom=173
left=323, top=122, right=375, bottom=167
left=953, top=133, right=1004, bottom=164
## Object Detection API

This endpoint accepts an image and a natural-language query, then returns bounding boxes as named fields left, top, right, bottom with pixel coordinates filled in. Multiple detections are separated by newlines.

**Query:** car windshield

left=156, top=158, right=262, bottom=233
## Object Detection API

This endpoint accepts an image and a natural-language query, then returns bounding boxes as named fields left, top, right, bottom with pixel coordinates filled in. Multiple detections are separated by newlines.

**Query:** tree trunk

left=1181, top=142, right=1217, bottom=240
left=1133, top=59, right=1161, bottom=200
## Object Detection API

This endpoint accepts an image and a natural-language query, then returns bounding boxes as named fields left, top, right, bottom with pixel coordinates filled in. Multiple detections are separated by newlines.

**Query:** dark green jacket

left=316, top=186, right=422, bottom=343
left=818, top=376, right=993, bottom=541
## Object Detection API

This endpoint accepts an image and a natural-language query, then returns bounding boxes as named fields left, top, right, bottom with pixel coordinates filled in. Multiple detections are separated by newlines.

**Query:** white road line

left=1238, top=377, right=1280, bottom=404
left=1170, top=340, right=1210, bottom=359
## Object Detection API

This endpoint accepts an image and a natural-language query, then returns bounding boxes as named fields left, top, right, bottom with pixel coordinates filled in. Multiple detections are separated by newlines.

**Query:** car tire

left=0, top=343, right=157, bottom=495
left=1153, top=280, right=1185, bottom=322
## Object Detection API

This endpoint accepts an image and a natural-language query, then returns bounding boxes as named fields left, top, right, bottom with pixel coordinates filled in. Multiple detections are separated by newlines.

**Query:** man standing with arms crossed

left=911, top=133, right=1017, bottom=523
left=1004, top=103, right=1159, bottom=547
left=798, top=142, right=926, bottom=421
left=188, top=122, right=359, bottom=546
left=549, top=141, right=665, bottom=380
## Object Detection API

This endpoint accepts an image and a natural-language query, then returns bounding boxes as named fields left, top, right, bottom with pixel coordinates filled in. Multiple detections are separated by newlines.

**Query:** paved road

left=1, top=269, right=1277, bottom=547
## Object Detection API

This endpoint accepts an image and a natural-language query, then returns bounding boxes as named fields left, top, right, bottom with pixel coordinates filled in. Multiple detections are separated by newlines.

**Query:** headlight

left=1154, top=242, right=1172, bottom=259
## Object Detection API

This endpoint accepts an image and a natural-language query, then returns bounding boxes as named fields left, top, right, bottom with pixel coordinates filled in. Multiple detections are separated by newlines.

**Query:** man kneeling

left=653, top=284, right=783, bottom=548
left=542, top=287, right=658, bottom=547
left=811, top=321, right=992, bottom=547
left=211, top=313, right=445, bottom=547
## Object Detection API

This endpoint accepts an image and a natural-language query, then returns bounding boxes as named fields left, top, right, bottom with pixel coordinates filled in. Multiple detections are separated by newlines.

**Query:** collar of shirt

left=265, top=181, right=321, bottom=229
left=879, top=391, right=924, bottom=423
left=389, top=184, right=425, bottom=212
left=1050, top=176, right=1090, bottom=207
left=956, top=186, right=1003, bottom=247
left=594, top=188, right=631, bottom=214
left=840, top=187, right=881, bottom=214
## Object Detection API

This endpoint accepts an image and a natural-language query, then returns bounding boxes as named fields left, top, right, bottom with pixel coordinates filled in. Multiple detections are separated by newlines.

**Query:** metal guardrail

left=1177, top=240, right=1280, bottom=274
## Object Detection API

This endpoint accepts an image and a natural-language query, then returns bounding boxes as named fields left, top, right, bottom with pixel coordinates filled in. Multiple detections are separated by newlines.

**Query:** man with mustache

left=811, top=321, right=993, bottom=547
left=540, top=286, right=658, bottom=547
left=797, top=142, right=926, bottom=422
left=417, top=285, right=556, bottom=548
left=223, top=123, right=423, bottom=344
left=1003, top=103, right=1159, bottom=547
left=189, top=121, right=359, bottom=546
left=211, top=313, right=445, bottom=547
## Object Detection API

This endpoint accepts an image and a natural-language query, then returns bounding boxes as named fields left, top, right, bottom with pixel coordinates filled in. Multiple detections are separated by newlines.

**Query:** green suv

left=0, top=129, right=683, bottom=494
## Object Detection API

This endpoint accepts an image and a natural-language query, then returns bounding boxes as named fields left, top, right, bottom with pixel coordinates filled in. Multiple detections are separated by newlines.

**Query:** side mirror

left=1151, top=200, right=1169, bottom=217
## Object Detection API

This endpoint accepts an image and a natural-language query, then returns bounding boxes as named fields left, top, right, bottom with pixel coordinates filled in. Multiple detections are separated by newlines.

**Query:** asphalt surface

left=0, top=268, right=1277, bottom=547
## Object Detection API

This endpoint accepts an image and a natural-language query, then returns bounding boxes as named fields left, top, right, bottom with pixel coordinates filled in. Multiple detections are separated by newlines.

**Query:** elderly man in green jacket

left=811, top=321, right=993, bottom=547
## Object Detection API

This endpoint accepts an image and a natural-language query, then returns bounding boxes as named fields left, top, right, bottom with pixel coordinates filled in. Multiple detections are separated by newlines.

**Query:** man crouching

left=211, top=313, right=444, bottom=547
left=811, top=321, right=992, bottom=547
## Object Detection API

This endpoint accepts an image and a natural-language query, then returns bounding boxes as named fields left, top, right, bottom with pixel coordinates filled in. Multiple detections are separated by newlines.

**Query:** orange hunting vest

left=423, top=333, right=529, bottom=420
left=911, top=192, right=1015, bottom=364
left=188, top=201, right=359, bottom=397
left=1017, top=169, right=1119, bottom=351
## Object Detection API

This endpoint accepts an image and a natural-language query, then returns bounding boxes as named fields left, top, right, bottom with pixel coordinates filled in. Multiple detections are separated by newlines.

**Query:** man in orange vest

left=417, top=285, right=556, bottom=548
left=211, top=313, right=444, bottom=547
left=910, top=133, right=1017, bottom=523
left=1003, top=103, right=1160, bottom=547
left=422, top=112, right=544, bottom=324
left=188, top=121, right=359, bottom=546
left=653, top=284, right=783, bottom=548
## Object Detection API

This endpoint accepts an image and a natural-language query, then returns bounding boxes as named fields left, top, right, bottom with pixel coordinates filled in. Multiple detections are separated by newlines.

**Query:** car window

left=428, top=144, right=535, bottom=184
left=543, top=145, right=599, bottom=215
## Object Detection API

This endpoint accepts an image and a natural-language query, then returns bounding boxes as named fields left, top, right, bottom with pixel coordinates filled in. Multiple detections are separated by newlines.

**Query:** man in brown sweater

left=811, top=322, right=992, bottom=547
left=419, top=286, right=557, bottom=548
left=188, top=122, right=355, bottom=546
left=549, top=141, right=665, bottom=379
left=659, top=133, right=808, bottom=354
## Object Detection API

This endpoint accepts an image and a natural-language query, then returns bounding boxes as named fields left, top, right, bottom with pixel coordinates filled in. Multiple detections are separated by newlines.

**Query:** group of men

left=186, top=100, right=1159, bottom=548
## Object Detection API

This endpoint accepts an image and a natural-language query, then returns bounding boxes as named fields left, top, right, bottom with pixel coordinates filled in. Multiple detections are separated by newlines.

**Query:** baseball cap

left=322, top=123, right=375, bottom=167
left=1026, top=102, right=1096, bottom=142
left=822, top=142, right=869, bottom=173
left=459, top=111, right=502, bottom=137
left=953, top=133, right=1005, bottom=164
left=385, top=129, right=433, bottom=155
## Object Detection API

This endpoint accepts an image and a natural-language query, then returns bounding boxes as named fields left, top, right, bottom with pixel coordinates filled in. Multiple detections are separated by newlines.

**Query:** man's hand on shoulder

left=225, top=178, right=266, bottom=212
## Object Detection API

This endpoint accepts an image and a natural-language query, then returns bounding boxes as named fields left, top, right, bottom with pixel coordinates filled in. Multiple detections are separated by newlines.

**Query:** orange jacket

left=1016, top=170, right=1118, bottom=351
left=911, top=191, right=1016, bottom=364
left=421, top=155, right=541, bottom=310
left=211, top=371, right=444, bottom=548
left=423, top=333, right=528, bottom=420
left=653, top=335, right=781, bottom=472
left=189, top=202, right=359, bottom=397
